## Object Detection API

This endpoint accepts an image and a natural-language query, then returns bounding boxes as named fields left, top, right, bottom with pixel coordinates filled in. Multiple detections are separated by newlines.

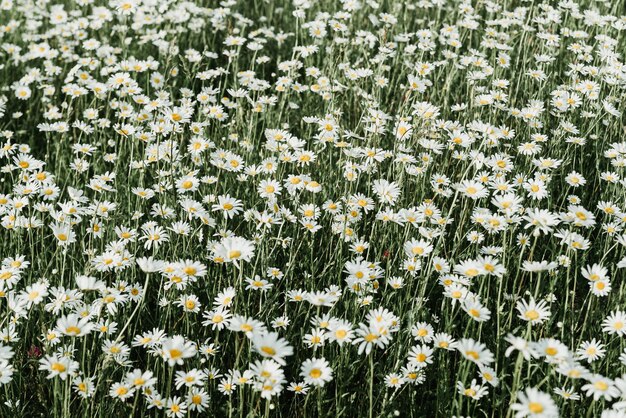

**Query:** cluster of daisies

left=0, top=0, right=626, bottom=416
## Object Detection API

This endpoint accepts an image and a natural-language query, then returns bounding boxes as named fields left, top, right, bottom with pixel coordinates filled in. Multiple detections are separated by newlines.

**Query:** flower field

left=0, top=0, right=626, bottom=416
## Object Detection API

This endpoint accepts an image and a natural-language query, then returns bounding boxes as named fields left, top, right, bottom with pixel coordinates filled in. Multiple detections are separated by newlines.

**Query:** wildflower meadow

left=0, top=0, right=625, bottom=416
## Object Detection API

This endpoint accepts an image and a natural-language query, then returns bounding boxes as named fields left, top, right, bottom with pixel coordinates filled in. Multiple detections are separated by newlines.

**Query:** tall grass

left=0, top=0, right=625, bottom=417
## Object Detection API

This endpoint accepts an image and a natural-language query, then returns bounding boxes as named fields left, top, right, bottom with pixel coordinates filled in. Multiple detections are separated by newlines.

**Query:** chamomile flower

left=300, top=357, right=333, bottom=387
left=510, top=387, right=559, bottom=417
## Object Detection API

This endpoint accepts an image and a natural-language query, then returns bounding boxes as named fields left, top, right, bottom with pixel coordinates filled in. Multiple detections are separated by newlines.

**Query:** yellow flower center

left=66, top=326, right=81, bottom=335
left=261, top=346, right=276, bottom=356
left=51, top=362, right=66, bottom=372
left=524, top=310, right=539, bottom=321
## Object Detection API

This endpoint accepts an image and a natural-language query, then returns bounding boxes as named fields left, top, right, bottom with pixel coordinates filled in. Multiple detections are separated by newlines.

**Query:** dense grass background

left=0, top=0, right=626, bottom=416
